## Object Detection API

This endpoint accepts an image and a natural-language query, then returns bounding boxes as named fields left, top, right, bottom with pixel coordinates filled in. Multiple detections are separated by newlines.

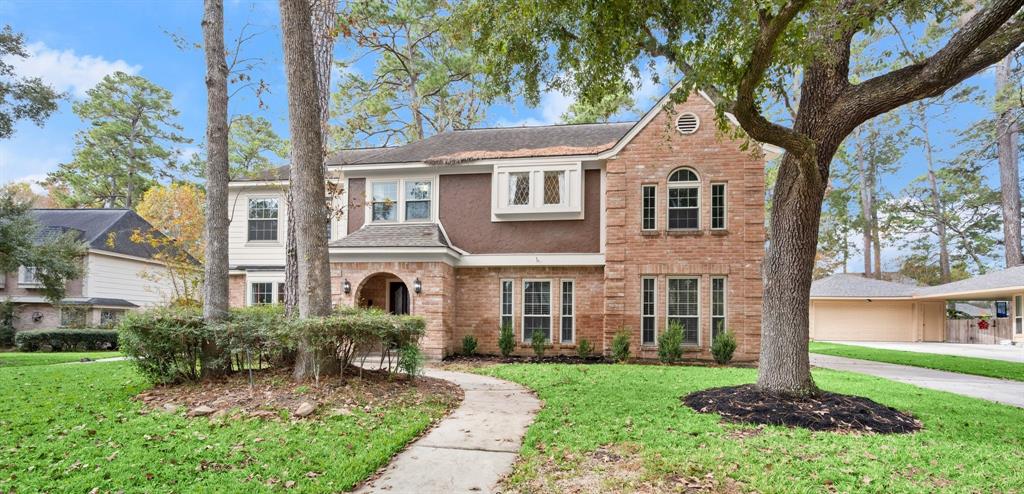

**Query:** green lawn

left=0, top=351, right=121, bottom=367
left=0, top=360, right=454, bottom=493
left=476, top=364, right=1024, bottom=493
left=809, top=341, right=1024, bottom=382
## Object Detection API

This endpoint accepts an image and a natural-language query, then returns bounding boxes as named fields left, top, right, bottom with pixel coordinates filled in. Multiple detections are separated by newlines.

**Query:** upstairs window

left=509, top=172, right=530, bottom=206
left=668, top=168, right=700, bottom=230
left=369, top=179, right=433, bottom=223
left=641, top=185, right=657, bottom=231
left=711, top=183, right=727, bottom=230
left=405, top=180, right=432, bottom=220
left=247, top=198, right=279, bottom=241
left=493, top=164, right=583, bottom=220
left=371, top=181, right=399, bottom=222
left=543, top=171, right=566, bottom=205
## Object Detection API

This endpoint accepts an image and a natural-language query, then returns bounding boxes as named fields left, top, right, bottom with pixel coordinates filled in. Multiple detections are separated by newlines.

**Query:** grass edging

left=809, top=341, right=1024, bottom=382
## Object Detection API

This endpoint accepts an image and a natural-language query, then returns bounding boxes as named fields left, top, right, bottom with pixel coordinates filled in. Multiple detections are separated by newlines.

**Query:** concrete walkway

left=354, top=367, right=541, bottom=494
left=822, top=341, right=1024, bottom=363
left=811, top=354, right=1024, bottom=408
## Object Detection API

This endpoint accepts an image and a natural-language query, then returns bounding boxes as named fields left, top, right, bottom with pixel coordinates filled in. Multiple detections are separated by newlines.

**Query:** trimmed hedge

left=14, top=328, right=119, bottom=352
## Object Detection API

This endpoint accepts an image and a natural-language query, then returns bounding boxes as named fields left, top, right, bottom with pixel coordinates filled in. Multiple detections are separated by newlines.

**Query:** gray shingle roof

left=915, top=265, right=1024, bottom=296
left=329, top=224, right=451, bottom=249
left=810, top=274, right=918, bottom=298
left=8, top=296, right=138, bottom=307
left=31, top=209, right=168, bottom=260
left=234, top=147, right=393, bottom=181
left=325, top=122, right=635, bottom=166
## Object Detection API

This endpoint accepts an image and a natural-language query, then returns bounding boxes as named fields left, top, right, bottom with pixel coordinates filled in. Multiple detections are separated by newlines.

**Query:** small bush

left=530, top=329, right=547, bottom=357
left=0, top=299, right=14, bottom=348
left=14, top=328, right=118, bottom=352
left=576, top=339, right=593, bottom=358
left=657, top=322, right=685, bottom=364
left=462, top=335, right=478, bottom=355
left=611, top=329, right=631, bottom=363
left=711, top=330, right=737, bottom=365
left=119, top=306, right=206, bottom=384
left=397, top=343, right=424, bottom=380
left=498, top=324, right=515, bottom=357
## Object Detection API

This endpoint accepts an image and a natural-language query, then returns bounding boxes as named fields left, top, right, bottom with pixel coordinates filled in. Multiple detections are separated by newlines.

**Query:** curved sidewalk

left=354, top=367, right=541, bottom=494
left=811, top=354, right=1024, bottom=408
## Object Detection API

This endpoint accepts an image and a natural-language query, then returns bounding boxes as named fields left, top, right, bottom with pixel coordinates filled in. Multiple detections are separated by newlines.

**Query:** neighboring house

left=1, top=209, right=178, bottom=331
left=810, top=268, right=1024, bottom=343
left=227, top=90, right=780, bottom=360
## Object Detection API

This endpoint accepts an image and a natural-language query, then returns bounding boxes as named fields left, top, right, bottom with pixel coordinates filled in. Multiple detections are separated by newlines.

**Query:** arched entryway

left=356, top=272, right=411, bottom=315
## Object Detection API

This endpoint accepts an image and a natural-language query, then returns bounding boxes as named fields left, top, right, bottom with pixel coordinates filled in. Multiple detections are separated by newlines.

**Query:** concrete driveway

left=822, top=341, right=1024, bottom=363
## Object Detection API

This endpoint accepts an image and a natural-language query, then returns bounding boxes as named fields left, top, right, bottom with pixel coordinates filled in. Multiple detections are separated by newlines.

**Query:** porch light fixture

left=343, top=279, right=351, bottom=294
left=413, top=277, right=422, bottom=294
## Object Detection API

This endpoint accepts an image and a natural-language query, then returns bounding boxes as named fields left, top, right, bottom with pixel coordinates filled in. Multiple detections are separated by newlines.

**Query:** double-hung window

left=560, top=280, right=574, bottom=344
left=500, top=280, right=514, bottom=330
left=712, top=277, right=727, bottom=340
left=711, top=183, right=726, bottom=230
left=641, top=277, right=656, bottom=345
left=667, top=168, right=700, bottom=230
left=522, top=280, right=551, bottom=342
left=641, top=185, right=657, bottom=231
left=370, top=179, right=433, bottom=223
left=251, top=282, right=274, bottom=305
left=667, top=277, right=699, bottom=346
left=1016, top=295, right=1023, bottom=335
left=405, top=180, right=432, bottom=220
left=371, top=181, right=399, bottom=222
left=18, top=266, right=41, bottom=287
left=247, top=198, right=279, bottom=241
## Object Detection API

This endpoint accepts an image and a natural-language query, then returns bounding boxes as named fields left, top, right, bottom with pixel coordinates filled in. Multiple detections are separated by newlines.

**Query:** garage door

left=811, top=300, right=916, bottom=341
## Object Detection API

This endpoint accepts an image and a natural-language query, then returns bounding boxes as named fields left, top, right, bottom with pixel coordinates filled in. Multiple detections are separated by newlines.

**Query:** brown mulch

left=682, top=384, right=922, bottom=434
left=134, top=367, right=462, bottom=421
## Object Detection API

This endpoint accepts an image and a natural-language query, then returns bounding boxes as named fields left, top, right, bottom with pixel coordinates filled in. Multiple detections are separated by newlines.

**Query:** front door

left=388, top=281, right=410, bottom=315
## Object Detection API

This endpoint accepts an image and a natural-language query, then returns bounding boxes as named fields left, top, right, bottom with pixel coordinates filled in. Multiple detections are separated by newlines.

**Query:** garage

left=809, top=274, right=945, bottom=343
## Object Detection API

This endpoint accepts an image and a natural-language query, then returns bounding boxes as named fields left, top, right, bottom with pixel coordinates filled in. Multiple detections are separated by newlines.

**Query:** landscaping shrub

left=711, top=329, right=737, bottom=365
left=211, top=304, right=290, bottom=371
left=397, top=342, right=424, bottom=380
left=461, top=335, right=478, bottom=355
left=530, top=329, right=547, bottom=357
left=498, top=324, right=515, bottom=357
left=0, top=299, right=14, bottom=348
left=657, top=322, right=685, bottom=364
left=119, top=306, right=207, bottom=384
left=576, top=338, right=593, bottom=358
left=14, top=328, right=119, bottom=352
left=611, top=329, right=631, bottom=363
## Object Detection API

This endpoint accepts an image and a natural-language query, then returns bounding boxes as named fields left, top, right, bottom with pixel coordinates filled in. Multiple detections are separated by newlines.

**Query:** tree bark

left=854, top=133, right=873, bottom=277
left=280, top=0, right=335, bottom=381
left=920, top=109, right=952, bottom=283
left=996, top=54, right=1022, bottom=267
left=201, top=0, right=230, bottom=378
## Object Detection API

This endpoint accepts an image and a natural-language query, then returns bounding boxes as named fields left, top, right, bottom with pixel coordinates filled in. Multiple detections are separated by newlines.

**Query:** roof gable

left=31, top=209, right=168, bottom=260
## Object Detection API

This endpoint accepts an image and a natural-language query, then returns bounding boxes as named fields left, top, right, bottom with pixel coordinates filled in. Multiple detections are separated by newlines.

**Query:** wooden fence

left=946, top=318, right=1013, bottom=344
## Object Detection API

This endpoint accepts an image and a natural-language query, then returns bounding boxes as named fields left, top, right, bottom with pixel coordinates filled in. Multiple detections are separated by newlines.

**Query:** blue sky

left=0, top=1, right=1011, bottom=272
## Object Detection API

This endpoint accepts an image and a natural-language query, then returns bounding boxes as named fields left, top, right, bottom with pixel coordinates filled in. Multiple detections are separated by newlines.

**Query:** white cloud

left=494, top=91, right=575, bottom=127
left=9, top=174, right=50, bottom=194
left=7, top=42, right=141, bottom=98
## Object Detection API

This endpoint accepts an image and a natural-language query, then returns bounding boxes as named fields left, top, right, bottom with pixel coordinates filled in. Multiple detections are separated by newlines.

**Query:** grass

left=476, top=364, right=1024, bottom=493
left=0, top=351, right=121, bottom=367
left=0, top=359, right=455, bottom=492
left=809, top=341, right=1024, bottom=382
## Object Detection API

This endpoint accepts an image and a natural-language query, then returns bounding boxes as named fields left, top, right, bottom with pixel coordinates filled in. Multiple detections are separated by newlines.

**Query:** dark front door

left=388, top=281, right=410, bottom=315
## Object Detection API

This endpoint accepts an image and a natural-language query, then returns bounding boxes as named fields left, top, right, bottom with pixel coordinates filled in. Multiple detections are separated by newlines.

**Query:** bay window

left=522, top=280, right=551, bottom=342
left=667, top=277, right=699, bottom=346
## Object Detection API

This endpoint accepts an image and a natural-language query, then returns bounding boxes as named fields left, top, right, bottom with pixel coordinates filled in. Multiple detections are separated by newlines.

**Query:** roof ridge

left=452, top=120, right=637, bottom=132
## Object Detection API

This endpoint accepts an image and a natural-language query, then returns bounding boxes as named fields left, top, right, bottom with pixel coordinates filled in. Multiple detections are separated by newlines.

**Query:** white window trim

left=712, top=276, right=727, bottom=338
left=560, top=279, right=575, bottom=344
left=246, top=196, right=282, bottom=244
left=500, top=278, right=514, bottom=331
left=18, top=266, right=42, bottom=287
left=492, top=162, right=584, bottom=220
left=641, top=276, right=657, bottom=346
left=1015, top=295, right=1023, bottom=335
left=711, top=183, right=727, bottom=230
left=666, top=276, right=701, bottom=347
left=641, top=184, right=657, bottom=231
left=521, top=279, right=552, bottom=343
left=667, top=168, right=701, bottom=231
left=249, top=281, right=274, bottom=306
left=365, top=176, right=437, bottom=225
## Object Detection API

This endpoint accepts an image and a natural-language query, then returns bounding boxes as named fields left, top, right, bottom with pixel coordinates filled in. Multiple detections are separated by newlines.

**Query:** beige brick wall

left=603, top=95, right=765, bottom=361
left=228, top=274, right=246, bottom=308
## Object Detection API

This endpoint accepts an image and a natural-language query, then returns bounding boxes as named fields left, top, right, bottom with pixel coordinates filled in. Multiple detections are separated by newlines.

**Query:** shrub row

left=119, top=305, right=426, bottom=384
left=14, top=328, right=119, bottom=352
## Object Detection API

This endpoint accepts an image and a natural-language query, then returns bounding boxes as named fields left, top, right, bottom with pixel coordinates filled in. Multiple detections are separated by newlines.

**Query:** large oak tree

left=462, top=0, right=1024, bottom=394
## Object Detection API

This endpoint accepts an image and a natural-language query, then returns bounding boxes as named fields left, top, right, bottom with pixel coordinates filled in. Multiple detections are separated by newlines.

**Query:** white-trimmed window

left=1016, top=295, right=1023, bottom=335
left=247, top=198, right=279, bottom=241
left=370, top=181, right=399, bottom=222
left=667, top=277, right=699, bottom=346
left=251, top=282, right=274, bottom=305
left=369, top=178, right=434, bottom=223
left=277, top=282, right=286, bottom=304
left=712, top=277, right=727, bottom=340
left=60, top=307, right=87, bottom=328
left=522, top=280, right=551, bottom=342
left=18, top=266, right=41, bottom=287
left=641, top=277, right=656, bottom=345
left=500, top=279, right=514, bottom=330
left=560, top=280, right=574, bottom=344
left=711, top=183, right=727, bottom=230
left=100, top=309, right=124, bottom=326
left=493, top=163, right=583, bottom=219
left=667, top=168, right=700, bottom=230
left=405, top=179, right=432, bottom=220
left=641, top=185, right=657, bottom=231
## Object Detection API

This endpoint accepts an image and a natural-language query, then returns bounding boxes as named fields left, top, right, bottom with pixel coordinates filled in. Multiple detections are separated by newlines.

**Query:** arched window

left=667, top=167, right=700, bottom=230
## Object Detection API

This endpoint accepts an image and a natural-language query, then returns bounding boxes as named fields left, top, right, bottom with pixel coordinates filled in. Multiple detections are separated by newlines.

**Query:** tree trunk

left=201, top=0, right=230, bottom=378
left=921, top=111, right=952, bottom=283
left=280, top=0, right=336, bottom=381
left=996, top=54, right=1022, bottom=267
left=854, top=135, right=873, bottom=277
left=871, top=207, right=882, bottom=278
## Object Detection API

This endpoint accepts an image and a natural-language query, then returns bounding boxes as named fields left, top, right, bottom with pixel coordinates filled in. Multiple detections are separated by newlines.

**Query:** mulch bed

left=135, top=367, right=462, bottom=421
left=682, top=384, right=921, bottom=434
left=443, top=354, right=612, bottom=365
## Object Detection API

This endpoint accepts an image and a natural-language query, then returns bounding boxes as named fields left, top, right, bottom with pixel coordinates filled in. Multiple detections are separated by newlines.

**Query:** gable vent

left=675, top=112, right=700, bottom=135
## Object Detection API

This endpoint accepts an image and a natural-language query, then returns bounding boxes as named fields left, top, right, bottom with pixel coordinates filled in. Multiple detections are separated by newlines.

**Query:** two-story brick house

left=226, top=91, right=778, bottom=360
